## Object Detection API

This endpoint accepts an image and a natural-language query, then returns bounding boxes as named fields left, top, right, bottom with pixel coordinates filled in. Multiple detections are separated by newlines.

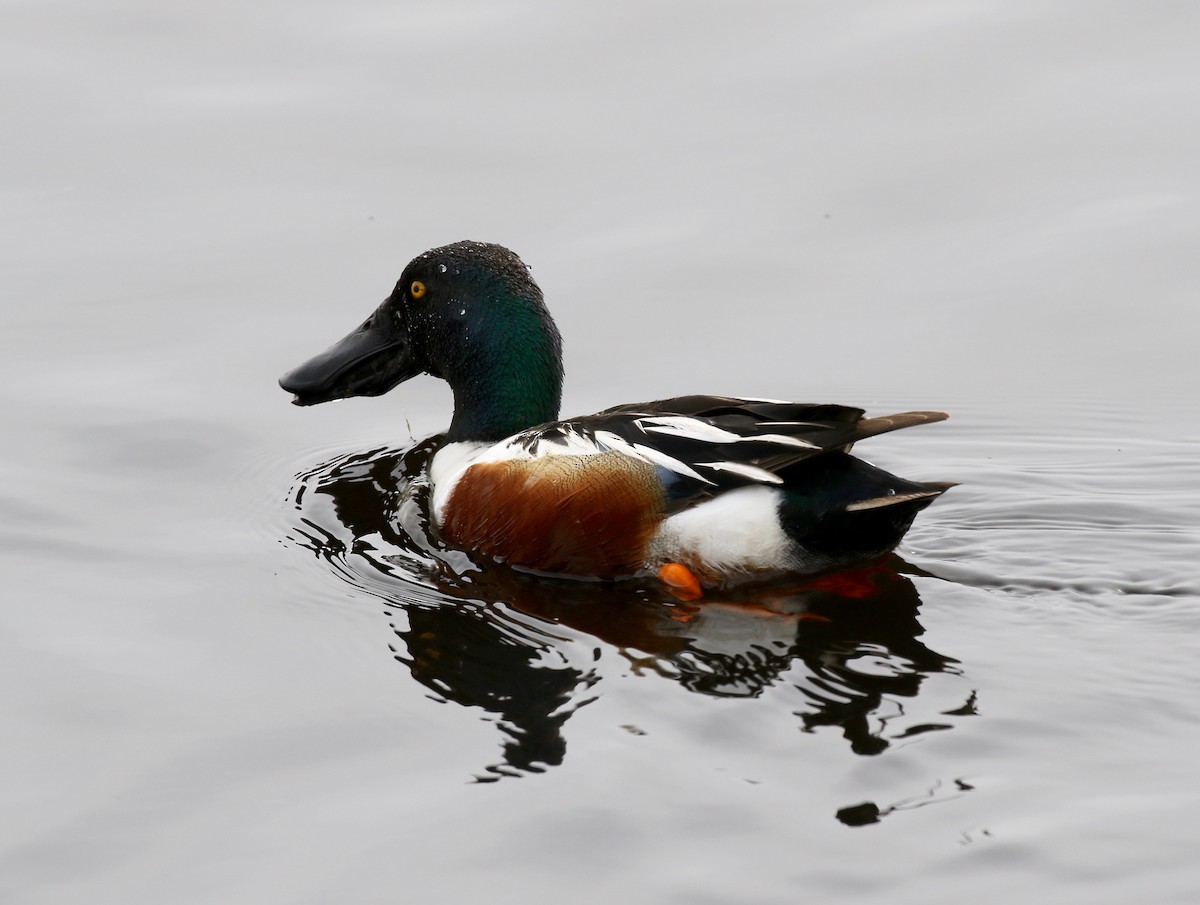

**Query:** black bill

left=279, top=299, right=418, bottom=406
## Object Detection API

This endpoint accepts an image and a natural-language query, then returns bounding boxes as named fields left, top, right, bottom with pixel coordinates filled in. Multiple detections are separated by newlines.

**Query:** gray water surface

left=4, top=3, right=1199, bottom=904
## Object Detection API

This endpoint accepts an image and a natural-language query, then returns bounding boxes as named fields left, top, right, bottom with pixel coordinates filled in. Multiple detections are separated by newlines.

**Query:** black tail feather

left=778, top=453, right=952, bottom=568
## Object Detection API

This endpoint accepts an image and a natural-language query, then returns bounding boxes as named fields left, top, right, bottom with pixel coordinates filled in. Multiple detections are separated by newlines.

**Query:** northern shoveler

left=280, top=241, right=952, bottom=598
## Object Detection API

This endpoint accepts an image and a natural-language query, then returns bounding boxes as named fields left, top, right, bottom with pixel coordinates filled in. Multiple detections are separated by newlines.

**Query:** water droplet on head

left=438, top=263, right=447, bottom=273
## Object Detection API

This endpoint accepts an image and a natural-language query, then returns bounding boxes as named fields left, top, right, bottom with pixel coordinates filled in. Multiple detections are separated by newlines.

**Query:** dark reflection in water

left=836, top=777, right=976, bottom=827
left=286, top=440, right=968, bottom=780
left=395, top=605, right=595, bottom=778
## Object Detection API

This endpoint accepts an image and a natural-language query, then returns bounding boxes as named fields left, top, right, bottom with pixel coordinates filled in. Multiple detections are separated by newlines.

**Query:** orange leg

left=658, top=562, right=704, bottom=601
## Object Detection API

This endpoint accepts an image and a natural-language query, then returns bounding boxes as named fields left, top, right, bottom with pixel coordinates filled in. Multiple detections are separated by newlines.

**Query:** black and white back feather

left=505, top=394, right=948, bottom=512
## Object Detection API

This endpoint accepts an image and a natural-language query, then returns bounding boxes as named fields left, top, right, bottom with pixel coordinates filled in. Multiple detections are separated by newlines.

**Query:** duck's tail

left=778, top=454, right=954, bottom=571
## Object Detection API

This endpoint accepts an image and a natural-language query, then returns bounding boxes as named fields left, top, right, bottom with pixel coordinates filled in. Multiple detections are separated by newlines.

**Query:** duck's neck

left=445, top=323, right=564, bottom=444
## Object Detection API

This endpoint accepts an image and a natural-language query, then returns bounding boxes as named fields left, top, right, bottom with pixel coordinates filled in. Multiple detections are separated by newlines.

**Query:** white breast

left=428, top=441, right=493, bottom=525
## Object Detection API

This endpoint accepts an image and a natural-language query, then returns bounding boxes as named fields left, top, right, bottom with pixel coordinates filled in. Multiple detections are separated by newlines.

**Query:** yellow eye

left=410, top=280, right=427, bottom=299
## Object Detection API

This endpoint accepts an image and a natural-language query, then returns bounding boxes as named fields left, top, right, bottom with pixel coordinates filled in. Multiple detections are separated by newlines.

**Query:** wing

left=508, top=395, right=947, bottom=512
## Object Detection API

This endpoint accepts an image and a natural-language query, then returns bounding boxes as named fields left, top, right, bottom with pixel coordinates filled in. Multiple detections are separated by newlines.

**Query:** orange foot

left=658, top=562, right=704, bottom=602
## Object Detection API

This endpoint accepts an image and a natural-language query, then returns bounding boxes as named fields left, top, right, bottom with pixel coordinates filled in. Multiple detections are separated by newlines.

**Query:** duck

left=279, top=240, right=952, bottom=599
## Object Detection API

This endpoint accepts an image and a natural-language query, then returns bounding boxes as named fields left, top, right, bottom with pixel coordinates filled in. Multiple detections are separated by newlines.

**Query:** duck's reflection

left=394, top=605, right=594, bottom=778
left=287, top=440, right=965, bottom=778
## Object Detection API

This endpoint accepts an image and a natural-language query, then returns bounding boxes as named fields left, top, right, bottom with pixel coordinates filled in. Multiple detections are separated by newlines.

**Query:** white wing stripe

left=638, top=416, right=818, bottom=449
left=637, top=416, right=744, bottom=443
left=695, top=461, right=784, bottom=484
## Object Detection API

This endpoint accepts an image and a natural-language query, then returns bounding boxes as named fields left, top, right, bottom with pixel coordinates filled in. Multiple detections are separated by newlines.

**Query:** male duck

left=280, top=241, right=952, bottom=598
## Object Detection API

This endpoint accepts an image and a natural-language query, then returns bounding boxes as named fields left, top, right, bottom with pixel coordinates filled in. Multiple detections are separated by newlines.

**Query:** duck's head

left=279, top=241, right=564, bottom=442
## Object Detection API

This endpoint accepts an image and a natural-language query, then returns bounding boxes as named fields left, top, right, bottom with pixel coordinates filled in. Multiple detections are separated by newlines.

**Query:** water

left=4, top=2, right=1199, bottom=903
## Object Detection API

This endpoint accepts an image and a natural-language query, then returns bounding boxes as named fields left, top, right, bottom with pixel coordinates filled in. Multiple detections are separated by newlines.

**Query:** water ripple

left=280, top=436, right=972, bottom=778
